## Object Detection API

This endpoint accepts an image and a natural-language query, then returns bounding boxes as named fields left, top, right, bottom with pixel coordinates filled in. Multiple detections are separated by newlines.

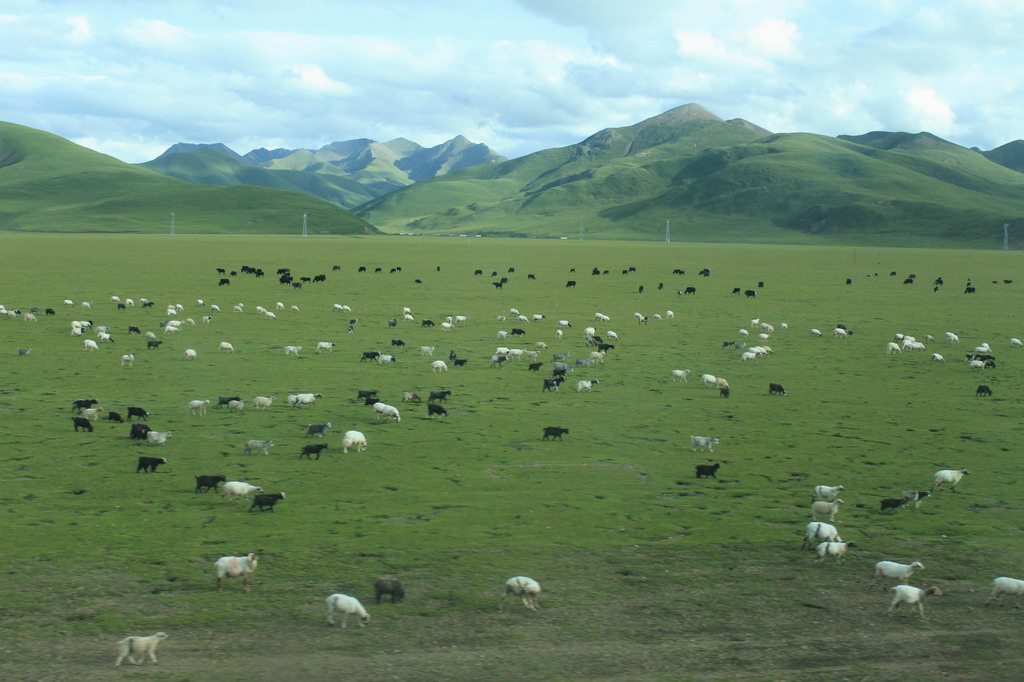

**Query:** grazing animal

left=431, top=360, right=448, bottom=373
left=402, top=392, right=422, bottom=403
left=671, top=369, right=690, bottom=382
left=815, top=541, right=855, bottom=563
left=375, top=578, right=405, bottom=603
left=71, top=398, right=99, bottom=412
left=888, top=585, right=941, bottom=619
left=812, top=485, right=844, bottom=502
left=129, top=423, right=152, bottom=440
left=214, top=553, right=258, bottom=591
left=901, top=490, right=931, bottom=508
left=768, top=383, right=787, bottom=396
left=114, top=632, right=168, bottom=667
left=187, top=399, right=211, bottom=415
left=194, top=475, right=226, bottom=493
left=542, top=426, right=569, bottom=441
left=136, top=456, right=167, bottom=473
left=932, top=468, right=969, bottom=493
left=72, top=416, right=94, bottom=432
left=500, top=576, right=541, bottom=611
left=146, top=430, right=173, bottom=445
left=986, top=577, right=1024, bottom=606
left=372, top=402, right=401, bottom=422
left=249, top=492, right=286, bottom=512
left=427, top=403, right=448, bottom=418
left=299, top=443, right=329, bottom=460
left=243, top=439, right=275, bottom=455
left=305, top=422, right=332, bottom=438
left=695, top=463, right=721, bottom=479
left=325, top=593, right=371, bottom=627
left=811, top=499, right=844, bottom=522
left=690, top=436, right=719, bottom=452
left=429, top=390, right=452, bottom=402
left=976, top=385, right=992, bottom=396
left=880, top=498, right=907, bottom=512
left=802, top=522, right=842, bottom=548
left=341, top=430, right=368, bottom=453
left=126, top=406, right=150, bottom=421
left=874, top=560, right=925, bottom=587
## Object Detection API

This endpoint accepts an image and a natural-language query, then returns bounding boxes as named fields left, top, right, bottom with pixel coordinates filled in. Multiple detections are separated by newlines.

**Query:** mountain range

left=3, top=104, right=1024, bottom=246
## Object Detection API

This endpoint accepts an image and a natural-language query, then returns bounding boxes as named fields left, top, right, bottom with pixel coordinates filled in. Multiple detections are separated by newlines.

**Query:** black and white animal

left=129, top=423, right=152, bottom=440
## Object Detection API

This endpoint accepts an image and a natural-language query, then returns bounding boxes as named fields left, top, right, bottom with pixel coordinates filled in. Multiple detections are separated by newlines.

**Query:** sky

left=1, top=0, right=1021, bottom=163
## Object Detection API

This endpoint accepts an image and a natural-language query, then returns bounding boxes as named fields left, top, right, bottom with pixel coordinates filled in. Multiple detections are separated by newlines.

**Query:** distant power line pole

left=302, top=213, right=308, bottom=238
left=579, top=214, right=584, bottom=241
left=170, top=212, right=175, bottom=236
left=1004, top=222, right=1009, bottom=250
left=664, top=220, right=670, bottom=243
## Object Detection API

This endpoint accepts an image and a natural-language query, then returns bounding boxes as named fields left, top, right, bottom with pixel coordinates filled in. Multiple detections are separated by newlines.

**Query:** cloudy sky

left=2, top=0, right=1021, bottom=163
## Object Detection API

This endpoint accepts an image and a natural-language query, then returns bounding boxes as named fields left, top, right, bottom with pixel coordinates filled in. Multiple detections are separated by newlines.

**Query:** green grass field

left=1, top=234, right=1023, bottom=681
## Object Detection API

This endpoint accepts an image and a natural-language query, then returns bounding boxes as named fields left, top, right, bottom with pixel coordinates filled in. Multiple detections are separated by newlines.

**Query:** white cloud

left=904, top=87, right=956, bottom=134
left=290, top=65, right=352, bottom=96
left=66, top=15, right=90, bottom=42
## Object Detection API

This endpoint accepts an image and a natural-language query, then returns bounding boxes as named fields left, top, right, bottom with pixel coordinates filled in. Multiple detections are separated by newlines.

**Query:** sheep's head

left=911, top=562, right=925, bottom=570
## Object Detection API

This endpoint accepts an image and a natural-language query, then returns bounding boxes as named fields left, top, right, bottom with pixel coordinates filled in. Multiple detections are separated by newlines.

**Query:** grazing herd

left=7, top=260, right=1020, bottom=670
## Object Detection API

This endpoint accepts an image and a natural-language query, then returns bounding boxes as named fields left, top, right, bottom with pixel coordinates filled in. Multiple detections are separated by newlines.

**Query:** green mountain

left=981, top=140, right=1024, bottom=173
left=141, top=136, right=506, bottom=209
left=0, top=122, right=377, bottom=235
left=357, top=104, right=1024, bottom=247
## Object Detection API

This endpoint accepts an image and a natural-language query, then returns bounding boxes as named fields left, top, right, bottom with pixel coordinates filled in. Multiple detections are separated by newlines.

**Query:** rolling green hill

left=141, top=136, right=506, bottom=209
left=0, top=122, right=378, bottom=235
left=357, top=104, right=1024, bottom=248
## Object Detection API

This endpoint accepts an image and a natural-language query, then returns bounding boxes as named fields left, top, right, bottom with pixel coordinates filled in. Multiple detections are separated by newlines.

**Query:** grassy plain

left=0, top=234, right=1022, bottom=681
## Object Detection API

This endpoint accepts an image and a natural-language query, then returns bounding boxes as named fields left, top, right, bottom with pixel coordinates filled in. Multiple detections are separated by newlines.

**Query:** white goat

left=500, top=576, right=541, bottom=611
left=114, top=631, right=168, bottom=666
left=373, top=402, right=401, bottom=422
left=888, top=585, right=941, bottom=619
left=252, top=396, right=276, bottom=410
left=811, top=499, right=843, bottom=522
left=671, top=369, right=690, bottom=382
left=214, top=553, right=258, bottom=592
left=187, top=399, right=210, bottom=415
left=812, top=485, right=844, bottom=502
left=325, top=593, right=371, bottom=627
left=431, top=360, right=448, bottom=373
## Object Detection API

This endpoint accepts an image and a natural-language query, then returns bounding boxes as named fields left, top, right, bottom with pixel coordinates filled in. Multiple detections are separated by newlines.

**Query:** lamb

left=114, top=631, right=168, bottom=666
left=218, top=341, right=234, bottom=352
left=222, top=481, right=263, bottom=501
left=888, top=585, right=941, bottom=619
left=811, top=499, right=843, bottom=522
left=341, top=430, right=368, bottom=453
left=373, top=402, right=401, bottom=422
left=802, top=522, right=842, bottom=548
left=873, top=560, right=925, bottom=587
left=812, top=485, right=844, bottom=502
left=431, top=360, right=448, bottom=373
left=986, top=577, right=1024, bottom=606
left=500, top=576, right=541, bottom=611
left=375, top=577, right=405, bottom=603
left=932, top=468, right=969, bottom=493
left=815, top=541, right=855, bottom=563
left=183, top=348, right=198, bottom=360
left=325, top=593, right=371, bottom=627
left=214, top=553, right=258, bottom=591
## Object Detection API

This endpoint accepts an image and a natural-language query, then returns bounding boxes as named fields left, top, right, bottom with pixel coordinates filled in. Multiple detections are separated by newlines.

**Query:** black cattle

left=757, top=281, right=764, bottom=288
left=510, top=328, right=527, bottom=336
left=137, top=456, right=167, bottom=473
left=732, top=287, right=741, bottom=294
left=390, top=268, right=398, bottom=273
left=358, top=266, right=367, bottom=272
left=699, top=268, right=711, bottom=277
left=71, top=398, right=99, bottom=412
left=492, top=282, right=503, bottom=289
left=542, top=426, right=569, bottom=440
left=391, top=339, right=405, bottom=347
left=249, top=492, right=286, bottom=512
left=429, top=390, right=452, bottom=402
left=141, top=301, right=155, bottom=308
left=106, top=411, right=125, bottom=423
left=934, top=277, right=944, bottom=286
left=890, top=271, right=897, bottom=276
left=195, top=475, right=226, bottom=493
left=217, top=268, right=226, bottom=274
left=695, top=463, right=720, bottom=479
left=415, top=279, right=422, bottom=284
left=218, top=278, right=230, bottom=286
left=453, top=358, right=468, bottom=367
left=71, top=417, right=93, bottom=432
left=628, top=266, right=636, bottom=272
left=684, top=286, right=697, bottom=294
left=117, top=303, right=127, bottom=310
left=528, top=362, right=543, bottom=371
left=361, top=351, right=381, bottom=362
left=565, top=280, right=577, bottom=288
left=769, top=383, right=788, bottom=396
left=846, top=279, right=852, bottom=285
left=216, top=395, right=241, bottom=408
left=500, top=277, right=509, bottom=284
left=292, top=282, right=302, bottom=288
left=976, top=385, right=993, bottom=397
left=427, top=404, right=448, bottom=418
left=146, top=340, right=162, bottom=350
left=508, top=267, right=515, bottom=273
left=128, top=325, right=141, bottom=334
left=129, top=423, right=151, bottom=440
left=127, top=406, right=149, bottom=421
left=542, top=377, right=565, bottom=392
left=421, top=319, right=435, bottom=327
left=313, top=274, right=326, bottom=283
left=965, top=286, right=976, bottom=294
left=299, top=443, right=329, bottom=460
left=491, top=271, right=498, bottom=277
left=622, top=269, right=628, bottom=275
left=277, top=268, right=290, bottom=274
left=744, top=290, right=756, bottom=298
left=903, top=278, right=914, bottom=284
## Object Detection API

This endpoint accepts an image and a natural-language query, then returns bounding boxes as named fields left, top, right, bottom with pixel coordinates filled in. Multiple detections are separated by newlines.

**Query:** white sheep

left=419, top=345, right=435, bottom=356
left=114, top=631, right=168, bottom=667
left=945, top=331, right=959, bottom=343
left=440, top=322, right=454, bottom=331
left=815, top=541, right=855, bottom=563
left=187, top=399, right=210, bottom=415
left=120, top=353, right=135, bottom=367
left=252, top=396, right=276, bottom=410
left=373, top=402, right=401, bottom=422
left=83, top=339, right=99, bottom=351
left=283, top=345, right=301, bottom=356
left=377, top=354, right=396, bottom=364
left=219, top=341, right=234, bottom=352
left=325, top=593, right=371, bottom=627
left=671, top=369, right=690, bottom=382
left=221, top=481, right=263, bottom=501
left=500, top=576, right=541, bottom=611
left=930, top=353, right=945, bottom=363
left=811, top=499, right=843, bottom=522
left=932, top=468, right=969, bottom=493
left=287, top=393, right=323, bottom=407
left=986, top=577, right=1024, bottom=606
left=699, top=373, right=717, bottom=386
left=576, top=379, right=599, bottom=392
left=146, top=430, right=173, bottom=445
left=431, top=360, right=448, bottom=373
left=888, top=584, right=941, bottom=619
left=214, top=553, right=258, bottom=592
left=810, top=328, right=822, bottom=336
left=80, top=407, right=104, bottom=420
left=341, top=430, right=368, bottom=453
left=183, top=349, right=197, bottom=360
left=886, top=342, right=902, bottom=354
left=739, top=351, right=757, bottom=362
left=227, top=399, right=245, bottom=412
left=316, top=341, right=335, bottom=353
left=802, top=522, right=842, bottom=548
left=812, top=485, right=844, bottom=502
left=873, top=560, right=925, bottom=587
left=1011, top=337, right=1023, bottom=347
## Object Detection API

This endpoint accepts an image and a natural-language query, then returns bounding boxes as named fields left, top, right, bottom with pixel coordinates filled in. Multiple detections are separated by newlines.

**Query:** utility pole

left=664, top=219, right=670, bottom=243
left=579, top=214, right=584, bottom=242
left=170, top=212, right=175, bottom=236
left=302, top=213, right=308, bottom=238
left=1004, top=222, right=1009, bottom=250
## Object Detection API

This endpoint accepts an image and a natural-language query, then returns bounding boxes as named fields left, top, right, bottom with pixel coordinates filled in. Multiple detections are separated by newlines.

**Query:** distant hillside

left=0, top=123, right=377, bottom=235
left=356, top=104, right=1024, bottom=248
left=142, top=136, right=506, bottom=209
left=981, top=140, right=1024, bottom=173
